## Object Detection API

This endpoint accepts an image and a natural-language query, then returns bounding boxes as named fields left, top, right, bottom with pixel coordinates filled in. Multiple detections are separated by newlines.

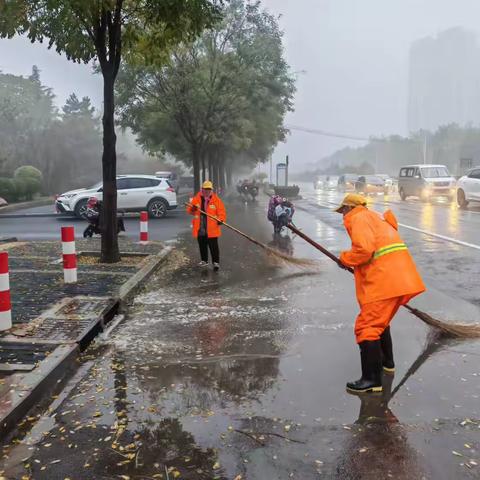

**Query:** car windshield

left=421, top=167, right=450, bottom=178
left=365, top=176, right=383, bottom=184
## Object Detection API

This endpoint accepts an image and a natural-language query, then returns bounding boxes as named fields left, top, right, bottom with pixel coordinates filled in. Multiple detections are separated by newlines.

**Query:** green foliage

left=1, top=0, right=223, bottom=261
left=316, top=123, right=480, bottom=177
left=117, top=0, right=295, bottom=190
left=0, top=177, right=17, bottom=202
left=13, top=175, right=41, bottom=200
left=14, top=165, right=43, bottom=181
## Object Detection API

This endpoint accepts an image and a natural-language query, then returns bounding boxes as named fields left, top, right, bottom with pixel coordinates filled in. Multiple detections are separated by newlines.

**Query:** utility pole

left=269, top=155, right=273, bottom=184
left=285, top=155, right=289, bottom=186
left=423, top=135, right=427, bottom=164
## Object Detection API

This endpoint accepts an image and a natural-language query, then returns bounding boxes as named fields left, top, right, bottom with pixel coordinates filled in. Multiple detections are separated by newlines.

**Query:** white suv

left=457, top=167, right=480, bottom=208
left=55, top=175, right=178, bottom=218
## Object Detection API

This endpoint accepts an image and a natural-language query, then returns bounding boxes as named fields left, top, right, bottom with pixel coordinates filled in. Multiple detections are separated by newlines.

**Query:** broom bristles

left=264, top=245, right=317, bottom=268
left=405, top=306, right=480, bottom=338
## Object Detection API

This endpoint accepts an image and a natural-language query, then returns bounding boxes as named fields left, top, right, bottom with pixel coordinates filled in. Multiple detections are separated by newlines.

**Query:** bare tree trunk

left=226, top=163, right=233, bottom=187
left=100, top=69, right=120, bottom=263
left=219, top=162, right=226, bottom=191
left=193, top=145, right=201, bottom=193
left=201, top=152, right=206, bottom=184
left=208, top=155, right=213, bottom=182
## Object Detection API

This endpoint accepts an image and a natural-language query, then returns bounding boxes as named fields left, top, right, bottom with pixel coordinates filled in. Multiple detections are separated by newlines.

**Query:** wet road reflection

left=1, top=196, right=480, bottom=479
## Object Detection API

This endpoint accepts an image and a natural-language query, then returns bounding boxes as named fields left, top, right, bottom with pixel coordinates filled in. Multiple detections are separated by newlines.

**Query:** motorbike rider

left=270, top=197, right=294, bottom=234
left=83, top=197, right=125, bottom=238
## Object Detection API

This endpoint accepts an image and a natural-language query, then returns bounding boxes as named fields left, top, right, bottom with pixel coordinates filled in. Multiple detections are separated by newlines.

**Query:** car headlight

left=60, top=194, right=77, bottom=199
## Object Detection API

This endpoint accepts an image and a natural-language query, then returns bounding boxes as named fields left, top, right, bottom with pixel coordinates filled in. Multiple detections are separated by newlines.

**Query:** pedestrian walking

left=336, top=193, right=426, bottom=394
left=187, top=181, right=226, bottom=271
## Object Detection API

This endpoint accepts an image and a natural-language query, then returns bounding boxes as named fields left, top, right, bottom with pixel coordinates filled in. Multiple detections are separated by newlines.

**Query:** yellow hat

left=202, top=180, right=213, bottom=189
left=334, top=193, right=367, bottom=213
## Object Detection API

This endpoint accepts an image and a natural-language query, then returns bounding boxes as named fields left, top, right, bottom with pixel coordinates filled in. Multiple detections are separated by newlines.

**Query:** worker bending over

left=336, top=194, right=425, bottom=394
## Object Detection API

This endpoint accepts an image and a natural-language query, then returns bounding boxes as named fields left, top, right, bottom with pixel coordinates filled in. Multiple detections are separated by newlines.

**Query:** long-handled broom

left=185, top=203, right=314, bottom=268
left=287, top=223, right=480, bottom=338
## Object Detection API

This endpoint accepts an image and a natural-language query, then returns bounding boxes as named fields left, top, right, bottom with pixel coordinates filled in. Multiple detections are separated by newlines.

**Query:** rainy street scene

left=1, top=1, right=480, bottom=480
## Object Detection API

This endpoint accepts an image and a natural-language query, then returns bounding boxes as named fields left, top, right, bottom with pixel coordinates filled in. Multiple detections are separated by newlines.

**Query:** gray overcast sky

left=2, top=0, right=480, bottom=170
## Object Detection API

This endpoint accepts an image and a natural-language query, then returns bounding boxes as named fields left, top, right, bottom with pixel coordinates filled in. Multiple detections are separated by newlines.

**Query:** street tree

left=1, top=0, right=222, bottom=262
left=117, top=0, right=295, bottom=192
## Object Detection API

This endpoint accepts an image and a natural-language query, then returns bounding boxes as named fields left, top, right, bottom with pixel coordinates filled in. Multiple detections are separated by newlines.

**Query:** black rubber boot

left=346, top=340, right=383, bottom=394
left=380, top=326, right=395, bottom=374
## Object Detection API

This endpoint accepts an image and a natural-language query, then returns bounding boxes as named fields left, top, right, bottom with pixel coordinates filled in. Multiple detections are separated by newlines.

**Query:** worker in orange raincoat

left=187, top=181, right=226, bottom=271
left=336, top=193, right=426, bottom=394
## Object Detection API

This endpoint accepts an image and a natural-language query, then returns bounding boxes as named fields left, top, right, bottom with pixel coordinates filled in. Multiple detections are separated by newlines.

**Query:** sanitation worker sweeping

left=336, top=193, right=426, bottom=394
left=187, top=181, right=226, bottom=271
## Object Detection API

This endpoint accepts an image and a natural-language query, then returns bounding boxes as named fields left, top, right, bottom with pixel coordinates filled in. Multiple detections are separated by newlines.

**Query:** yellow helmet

left=334, top=193, right=367, bottom=213
left=202, top=180, right=213, bottom=190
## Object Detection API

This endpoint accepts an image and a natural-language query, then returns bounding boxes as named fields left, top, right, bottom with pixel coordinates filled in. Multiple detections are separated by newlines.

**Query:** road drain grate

left=18, top=296, right=117, bottom=342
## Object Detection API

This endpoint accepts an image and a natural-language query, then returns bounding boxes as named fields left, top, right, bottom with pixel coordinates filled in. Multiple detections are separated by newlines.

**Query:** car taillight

left=167, top=187, right=175, bottom=192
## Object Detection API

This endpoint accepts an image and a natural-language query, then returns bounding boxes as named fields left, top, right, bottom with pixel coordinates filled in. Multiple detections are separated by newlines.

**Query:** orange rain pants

left=354, top=294, right=412, bottom=344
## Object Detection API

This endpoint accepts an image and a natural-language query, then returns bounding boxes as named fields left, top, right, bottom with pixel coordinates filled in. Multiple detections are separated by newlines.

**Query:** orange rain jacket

left=187, top=192, right=227, bottom=238
left=340, top=206, right=426, bottom=306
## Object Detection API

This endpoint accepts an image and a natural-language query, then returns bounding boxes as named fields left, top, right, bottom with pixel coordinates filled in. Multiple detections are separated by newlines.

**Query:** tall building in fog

left=408, top=27, right=480, bottom=133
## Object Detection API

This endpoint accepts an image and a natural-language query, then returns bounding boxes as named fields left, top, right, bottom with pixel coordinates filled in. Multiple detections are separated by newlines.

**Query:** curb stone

left=0, top=197, right=53, bottom=214
left=0, top=245, right=174, bottom=438
left=0, top=343, right=78, bottom=437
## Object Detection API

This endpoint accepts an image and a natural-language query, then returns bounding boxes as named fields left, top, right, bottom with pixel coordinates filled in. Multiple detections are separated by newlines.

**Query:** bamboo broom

left=185, top=203, right=314, bottom=268
left=287, top=223, right=480, bottom=339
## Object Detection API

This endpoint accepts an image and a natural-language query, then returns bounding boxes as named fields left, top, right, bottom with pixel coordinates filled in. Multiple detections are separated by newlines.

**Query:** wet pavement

left=1, top=188, right=480, bottom=479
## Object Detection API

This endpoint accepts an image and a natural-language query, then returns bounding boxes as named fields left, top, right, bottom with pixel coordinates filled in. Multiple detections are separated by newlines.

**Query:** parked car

left=397, top=164, right=456, bottom=202
left=456, top=166, right=480, bottom=208
left=337, top=174, right=359, bottom=192
left=155, top=171, right=179, bottom=193
left=355, top=175, right=388, bottom=195
left=55, top=175, right=178, bottom=218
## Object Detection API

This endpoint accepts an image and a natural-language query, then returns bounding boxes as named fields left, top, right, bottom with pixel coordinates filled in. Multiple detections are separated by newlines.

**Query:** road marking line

left=302, top=198, right=480, bottom=251
left=397, top=223, right=480, bottom=250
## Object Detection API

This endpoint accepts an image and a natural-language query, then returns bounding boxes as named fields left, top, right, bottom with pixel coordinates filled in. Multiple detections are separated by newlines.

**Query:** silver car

left=398, top=164, right=456, bottom=202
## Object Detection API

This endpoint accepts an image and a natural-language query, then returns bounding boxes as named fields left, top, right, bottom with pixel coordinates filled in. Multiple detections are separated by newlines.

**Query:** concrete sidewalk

left=0, top=237, right=171, bottom=437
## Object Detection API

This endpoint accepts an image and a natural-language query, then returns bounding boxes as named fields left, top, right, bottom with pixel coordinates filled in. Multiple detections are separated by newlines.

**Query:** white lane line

left=304, top=198, right=480, bottom=251
left=397, top=223, right=480, bottom=251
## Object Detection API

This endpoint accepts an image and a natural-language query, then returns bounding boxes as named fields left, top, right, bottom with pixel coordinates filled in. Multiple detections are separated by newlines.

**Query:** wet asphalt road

left=0, top=203, right=190, bottom=242
left=1, top=187, right=480, bottom=479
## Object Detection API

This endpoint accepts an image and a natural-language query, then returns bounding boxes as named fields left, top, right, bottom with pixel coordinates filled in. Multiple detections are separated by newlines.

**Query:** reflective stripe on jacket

left=186, top=192, right=226, bottom=238
left=340, top=206, right=426, bottom=305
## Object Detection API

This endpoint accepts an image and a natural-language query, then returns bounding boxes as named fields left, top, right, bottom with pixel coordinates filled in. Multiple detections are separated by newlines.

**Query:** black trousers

left=197, top=236, right=220, bottom=263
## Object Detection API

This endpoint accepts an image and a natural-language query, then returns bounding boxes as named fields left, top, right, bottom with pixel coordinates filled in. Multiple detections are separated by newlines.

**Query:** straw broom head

left=406, top=306, right=480, bottom=338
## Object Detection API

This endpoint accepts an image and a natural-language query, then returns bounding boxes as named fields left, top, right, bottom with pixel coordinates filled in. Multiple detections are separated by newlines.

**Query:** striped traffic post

left=140, top=211, right=149, bottom=244
left=0, top=252, right=12, bottom=331
left=61, top=226, right=77, bottom=283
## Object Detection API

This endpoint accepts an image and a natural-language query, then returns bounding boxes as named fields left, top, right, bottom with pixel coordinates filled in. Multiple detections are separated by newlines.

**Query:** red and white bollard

left=0, top=252, right=12, bottom=331
left=61, top=226, right=77, bottom=283
left=140, top=211, right=149, bottom=244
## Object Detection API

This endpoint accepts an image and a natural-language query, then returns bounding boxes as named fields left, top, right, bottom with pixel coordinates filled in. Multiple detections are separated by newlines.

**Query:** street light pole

left=423, top=135, right=427, bottom=164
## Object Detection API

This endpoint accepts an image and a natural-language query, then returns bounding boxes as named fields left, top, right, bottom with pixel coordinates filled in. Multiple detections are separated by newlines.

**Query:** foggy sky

left=2, top=0, right=480, bottom=171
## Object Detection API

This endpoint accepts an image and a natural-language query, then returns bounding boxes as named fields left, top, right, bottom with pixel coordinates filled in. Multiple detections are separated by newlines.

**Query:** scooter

left=83, top=198, right=125, bottom=238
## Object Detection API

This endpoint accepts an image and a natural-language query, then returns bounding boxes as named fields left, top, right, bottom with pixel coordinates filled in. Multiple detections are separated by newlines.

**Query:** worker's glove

left=191, top=205, right=198, bottom=211
left=337, top=261, right=350, bottom=271
left=217, top=220, right=223, bottom=225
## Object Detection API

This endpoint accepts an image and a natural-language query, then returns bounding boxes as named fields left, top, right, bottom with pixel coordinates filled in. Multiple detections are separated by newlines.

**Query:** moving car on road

left=456, top=167, right=480, bottom=208
left=376, top=174, right=395, bottom=193
left=354, top=175, right=388, bottom=195
left=56, top=175, right=178, bottom=218
left=314, top=175, right=337, bottom=190
left=337, top=174, right=359, bottom=192
left=397, top=164, right=456, bottom=202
